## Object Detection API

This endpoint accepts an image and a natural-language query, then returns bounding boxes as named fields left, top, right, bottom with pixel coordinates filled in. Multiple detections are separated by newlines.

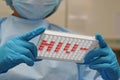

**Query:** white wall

left=0, top=0, right=120, bottom=39
left=67, top=0, right=120, bottom=39
left=0, top=1, right=12, bottom=17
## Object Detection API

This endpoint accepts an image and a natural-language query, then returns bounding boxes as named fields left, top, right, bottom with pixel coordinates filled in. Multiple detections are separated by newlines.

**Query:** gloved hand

left=0, top=27, right=45, bottom=73
left=84, top=34, right=120, bottom=80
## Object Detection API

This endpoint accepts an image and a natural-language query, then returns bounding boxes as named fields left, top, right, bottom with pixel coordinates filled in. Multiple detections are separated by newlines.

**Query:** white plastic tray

left=37, top=30, right=98, bottom=63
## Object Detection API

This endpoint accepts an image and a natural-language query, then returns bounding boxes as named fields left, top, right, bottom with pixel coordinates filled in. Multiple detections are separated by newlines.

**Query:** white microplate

left=37, top=30, right=98, bottom=63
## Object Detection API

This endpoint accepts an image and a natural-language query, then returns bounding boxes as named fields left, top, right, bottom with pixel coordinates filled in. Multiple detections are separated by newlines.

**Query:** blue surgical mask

left=12, top=0, right=61, bottom=20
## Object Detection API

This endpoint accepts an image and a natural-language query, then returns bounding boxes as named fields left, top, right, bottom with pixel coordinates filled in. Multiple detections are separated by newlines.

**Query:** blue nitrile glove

left=0, top=27, right=45, bottom=73
left=84, top=34, right=120, bottom=80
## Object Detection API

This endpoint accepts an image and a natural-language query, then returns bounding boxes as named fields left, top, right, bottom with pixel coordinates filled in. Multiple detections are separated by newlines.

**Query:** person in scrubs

left=0, top=0, right=119, bottom=80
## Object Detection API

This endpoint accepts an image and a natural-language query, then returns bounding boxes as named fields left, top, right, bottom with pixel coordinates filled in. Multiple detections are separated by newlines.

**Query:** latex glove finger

left=95, top=34, right=108, bottom=48
left=6, top=54, right=34, bottom=67
left=84, top=48, right=108, bottom=64
left=89, top=63, right=111, bottom=70
left=18, top=47, right=35, bottom=61
left=8, top=42, right=35, bottom=60
left=89, top=56, right=112, bottom=66
left=15, top=40, right=37, bottom=58
left=19, top=55, right=34, bottom=66
left=18, top=48, right=35, bottom=61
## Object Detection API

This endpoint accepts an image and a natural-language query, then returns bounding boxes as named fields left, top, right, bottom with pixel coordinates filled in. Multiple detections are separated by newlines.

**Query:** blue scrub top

left=0, top=16, right=103, bottom=80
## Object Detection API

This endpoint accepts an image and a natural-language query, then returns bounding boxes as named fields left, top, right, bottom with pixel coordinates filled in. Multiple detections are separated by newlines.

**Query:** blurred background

left=0, top=0, right=120, bottom=62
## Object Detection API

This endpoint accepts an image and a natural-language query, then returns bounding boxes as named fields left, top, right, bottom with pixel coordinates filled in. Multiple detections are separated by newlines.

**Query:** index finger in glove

left=95, top=34, right=108, bottom=48
left=84, top=48, right=108, bottom=64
